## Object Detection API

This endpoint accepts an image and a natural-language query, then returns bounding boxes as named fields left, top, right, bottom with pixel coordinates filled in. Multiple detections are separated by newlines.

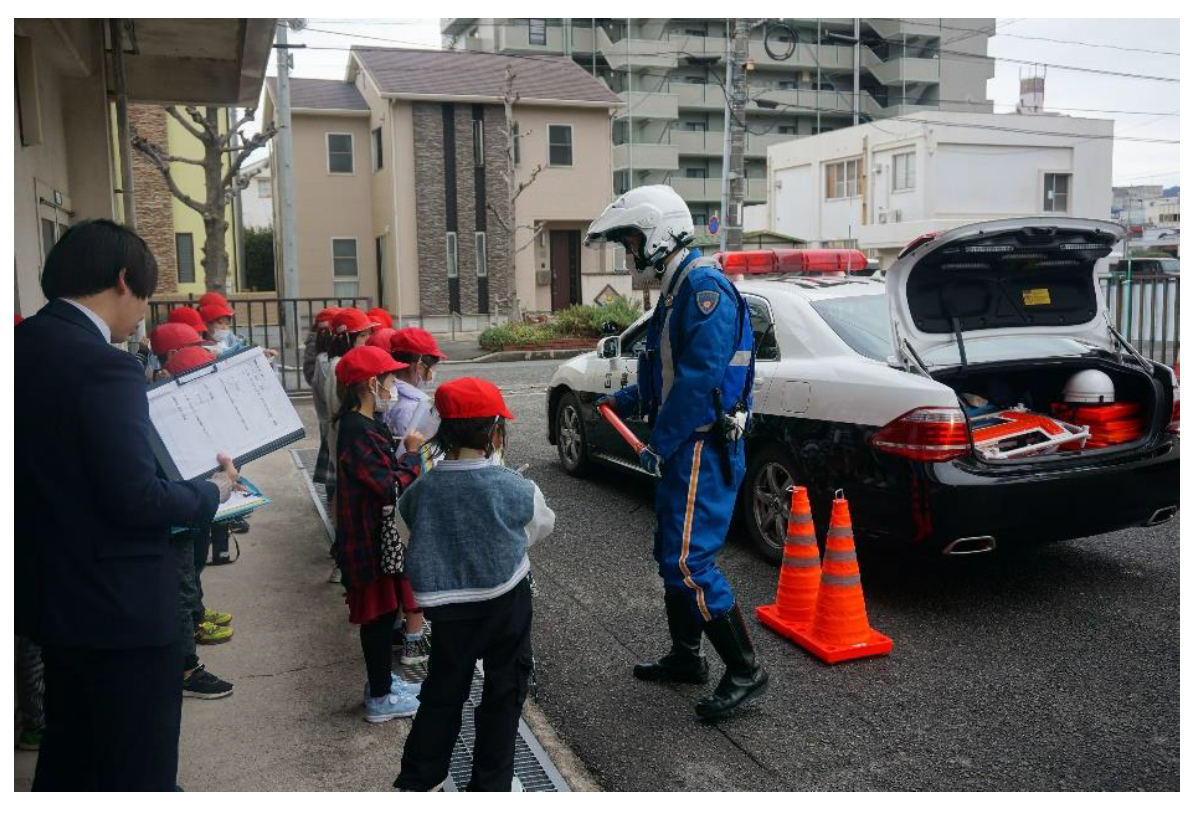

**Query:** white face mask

left=416, top=363, right=435, bottom=390
left=373, top=380, right=397, bottom=414
left=213, top=328, right=232, bottom=343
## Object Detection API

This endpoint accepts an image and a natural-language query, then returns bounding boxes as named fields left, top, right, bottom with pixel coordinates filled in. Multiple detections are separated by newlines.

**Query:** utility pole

left=275, top=22, right=301, bottom=301
left=726, top=18, right=750, bottom=252
left=719, top=20, right=732, bottom=254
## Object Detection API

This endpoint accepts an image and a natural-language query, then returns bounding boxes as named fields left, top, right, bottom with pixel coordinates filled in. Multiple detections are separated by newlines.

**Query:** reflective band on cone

left=755, top=487, right=823, bottom=633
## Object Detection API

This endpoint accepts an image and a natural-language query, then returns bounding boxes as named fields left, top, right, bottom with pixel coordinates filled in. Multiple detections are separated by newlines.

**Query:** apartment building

left=263, top=48, right=624, bottom=330
left=443, top=18, right=995, bottom=227
left=239, top=155, right=274, bottom=230
left=756, top=110, right=1114, bottom=268
left=13, top=19, right=274, bottom=317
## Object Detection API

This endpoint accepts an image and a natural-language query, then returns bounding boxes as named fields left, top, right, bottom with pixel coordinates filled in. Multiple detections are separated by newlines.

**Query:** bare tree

left=132, top=106, right=278, bottom=293
left=487, top=65, right=547, bottom=323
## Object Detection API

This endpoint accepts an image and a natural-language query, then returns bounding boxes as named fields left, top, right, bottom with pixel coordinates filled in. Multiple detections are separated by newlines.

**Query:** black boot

left=633, top=592, right=709, bottom=684
left=695, top=604, right=768, bottom=720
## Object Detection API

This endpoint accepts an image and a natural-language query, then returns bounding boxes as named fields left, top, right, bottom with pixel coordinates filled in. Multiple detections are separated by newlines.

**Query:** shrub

left=478, top=296, right=644, bottom=351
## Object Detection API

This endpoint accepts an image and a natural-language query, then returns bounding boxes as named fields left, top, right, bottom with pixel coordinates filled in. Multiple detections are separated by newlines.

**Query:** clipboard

left=146, top=346, right=306, bottom=481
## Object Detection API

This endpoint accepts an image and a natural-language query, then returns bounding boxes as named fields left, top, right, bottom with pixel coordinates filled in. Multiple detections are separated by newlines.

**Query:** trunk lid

left=886, top=217, right=1125, bottom=369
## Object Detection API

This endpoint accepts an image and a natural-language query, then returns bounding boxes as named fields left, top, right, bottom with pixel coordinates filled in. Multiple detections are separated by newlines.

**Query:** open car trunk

left=932, top=355, right=1168, bottom=464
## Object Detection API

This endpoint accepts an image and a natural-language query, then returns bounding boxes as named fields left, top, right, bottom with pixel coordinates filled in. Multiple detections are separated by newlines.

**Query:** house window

left=778, top=80, right=799, bottom=90
left=824, top=158, right=861, bottom=200
left=684, top=121, right=708, bottom=132
left=40, top=218, right=57, bottom=262
left=473, top=119, right=485, bottom=167
left=256, top=178, right=272, bottom=198
left=893, top=152, right=916, bottom=192
left=332, top=238, right=358, bottom=279
left=446, top=232, right=459, bottom=278
left=686, top=168, right=709, bottom=179
left=327, top=133, right=354, bottom=174
left=529, top=19, right=547, bottom=45
left=1044, top=173, right=1071, bottom=213
left=778, top=125, right=797, bottom=135
left=512, top=122, right=521, bottom=165
left=548, top=124, right=573, bottom=166
left=371, top=127, right=384, bottom=172
left=475, top=232, right=487, bottom=278
left=175, top=233, right=196, bottom=284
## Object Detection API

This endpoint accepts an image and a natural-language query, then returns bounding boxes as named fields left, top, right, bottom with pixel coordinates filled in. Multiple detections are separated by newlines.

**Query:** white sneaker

left=362, top=674, right=422, bottom=706
left=512, top=775, right=524, bottom=792
left=363, top=691, right=419, bottom=723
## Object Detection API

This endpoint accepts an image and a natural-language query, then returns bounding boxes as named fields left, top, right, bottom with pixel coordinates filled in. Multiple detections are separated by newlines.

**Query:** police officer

left=587, top=185, right=768, bottom=720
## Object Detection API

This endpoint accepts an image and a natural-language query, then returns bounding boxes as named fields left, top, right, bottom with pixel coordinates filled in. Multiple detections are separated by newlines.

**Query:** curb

left=443, top=347, right=591, bottom=365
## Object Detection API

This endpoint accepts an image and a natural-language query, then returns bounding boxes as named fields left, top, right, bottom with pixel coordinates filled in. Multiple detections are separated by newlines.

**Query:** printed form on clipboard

left=147, top=346, right=306, bottom=481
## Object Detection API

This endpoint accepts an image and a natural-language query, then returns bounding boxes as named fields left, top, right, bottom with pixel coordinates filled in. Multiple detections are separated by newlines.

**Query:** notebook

left=147, top=346, right=306, bottom=481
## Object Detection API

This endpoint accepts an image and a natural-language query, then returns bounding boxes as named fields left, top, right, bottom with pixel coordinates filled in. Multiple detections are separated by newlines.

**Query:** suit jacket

left=15, top=298, right=220, bottom=649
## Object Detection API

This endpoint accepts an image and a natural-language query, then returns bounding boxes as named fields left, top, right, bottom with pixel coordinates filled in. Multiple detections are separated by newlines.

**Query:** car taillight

left=870, top=407, right=971, bottom=462
left=1167, top=387, right=1180, bottom=434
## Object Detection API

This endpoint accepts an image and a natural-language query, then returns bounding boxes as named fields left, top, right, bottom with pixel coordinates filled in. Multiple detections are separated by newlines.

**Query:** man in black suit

left=15, top=220, right=239, bottom=791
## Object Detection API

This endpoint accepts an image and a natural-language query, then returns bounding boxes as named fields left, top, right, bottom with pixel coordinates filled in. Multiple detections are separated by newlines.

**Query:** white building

left=756, top=110, right=1115, bottom=267
left=238, top=155, right=273, bottom=230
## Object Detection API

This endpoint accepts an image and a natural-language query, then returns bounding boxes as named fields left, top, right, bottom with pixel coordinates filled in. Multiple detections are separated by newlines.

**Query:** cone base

left=756, top=604, right=893, bottom=665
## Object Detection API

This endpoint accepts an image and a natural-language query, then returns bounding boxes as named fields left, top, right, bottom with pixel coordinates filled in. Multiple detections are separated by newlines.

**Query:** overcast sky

left=257, top=18, right=1180, bottom=188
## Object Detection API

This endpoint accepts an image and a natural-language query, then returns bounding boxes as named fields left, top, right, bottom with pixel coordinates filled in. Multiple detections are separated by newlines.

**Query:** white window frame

left=256, top=178, right=272, bottom=198
left=473, top=119, right=485, bottom=167
left=824, top=157, right=862, bottom=200
left=371, top=126, right=383, bottom=172
left=547, top=123, right=574, bottom=167
left=446, top=232, right=459, bottom=279
left=326, top=132, right=355, bottom=175
left=528, top=18, right=547, bottom=46
left=474, top=232, right=488, bottom=278
left=892, top=152, right=916, bottom=192
left=175, top=232, right=196, bottom=284
left=1042, top=172, right=1071, bottom=214
left=331, top=237, right=359, bottom=280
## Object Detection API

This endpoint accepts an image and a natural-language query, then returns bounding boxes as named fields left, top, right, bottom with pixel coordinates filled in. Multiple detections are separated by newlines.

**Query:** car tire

left=555, top=392, right=593, bottom=477
left=741, top=443, right=804, bottom=566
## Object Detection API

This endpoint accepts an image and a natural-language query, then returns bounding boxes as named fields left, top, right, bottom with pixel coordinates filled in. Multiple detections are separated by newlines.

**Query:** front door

left=550, top=230, right=581, bottom=311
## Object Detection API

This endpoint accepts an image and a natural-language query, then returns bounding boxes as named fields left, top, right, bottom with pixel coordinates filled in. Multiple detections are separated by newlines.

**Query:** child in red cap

left=393, top=377, right=555, bottom=792
left=331, top=346, right=426, bottom=723
left=319, top=308, right=380, bottom=523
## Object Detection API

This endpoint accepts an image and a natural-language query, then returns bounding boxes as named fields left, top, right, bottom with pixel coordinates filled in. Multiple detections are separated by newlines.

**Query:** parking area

left=446, top=359, right=1181, bottom=792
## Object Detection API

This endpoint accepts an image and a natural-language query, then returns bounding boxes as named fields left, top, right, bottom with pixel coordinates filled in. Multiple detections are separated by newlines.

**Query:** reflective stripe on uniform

left=821, top=572, right=861, bottom=586
left=729, top=349, right=752, bottom=367
left=679, top=440, right=711, bottom=621
left=783, top=555, right=822, bottom=569
left=657, top=262, right=696, bottom=405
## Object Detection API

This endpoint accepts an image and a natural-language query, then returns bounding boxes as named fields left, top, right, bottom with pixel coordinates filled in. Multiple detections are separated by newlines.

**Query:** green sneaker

left=195, top=620, right=234, bottom=645
left=203, top=608, right=233, bottom=627
left=17, top=727, right=43, bottom=751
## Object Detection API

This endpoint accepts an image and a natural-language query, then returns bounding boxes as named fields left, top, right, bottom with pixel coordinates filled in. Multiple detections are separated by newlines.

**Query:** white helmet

left=585, top=185, right=694, bottom=273
left=1063, top=369, right=1116, bottom=404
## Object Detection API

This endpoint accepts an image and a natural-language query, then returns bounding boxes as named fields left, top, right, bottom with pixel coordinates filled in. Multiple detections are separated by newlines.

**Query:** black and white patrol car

left=546, top=217, right=1180, bottom=562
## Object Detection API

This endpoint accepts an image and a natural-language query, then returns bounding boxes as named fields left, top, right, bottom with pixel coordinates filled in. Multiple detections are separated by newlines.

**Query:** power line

left=879, top=18, right=1180, bottom=55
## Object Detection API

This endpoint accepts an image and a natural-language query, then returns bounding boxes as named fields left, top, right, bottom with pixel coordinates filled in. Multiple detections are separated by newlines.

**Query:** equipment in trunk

left=969, top=407, right=1090, bottom=460
left=1051, top=402, right=1146, bottom=448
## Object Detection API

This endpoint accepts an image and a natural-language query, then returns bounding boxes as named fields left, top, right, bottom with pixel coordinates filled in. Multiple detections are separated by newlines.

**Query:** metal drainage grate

left=291, top=448, right=570, bottom=793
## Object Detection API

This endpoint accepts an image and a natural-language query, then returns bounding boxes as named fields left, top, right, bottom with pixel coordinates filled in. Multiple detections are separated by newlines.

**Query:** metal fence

left=1099, top=274, right=1180, bottom=367
left=148, top=295, right=373, bottom=394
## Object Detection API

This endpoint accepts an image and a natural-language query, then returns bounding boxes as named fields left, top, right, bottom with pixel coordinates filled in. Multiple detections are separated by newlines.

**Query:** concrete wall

left=356, top=68, right=399, bottom=316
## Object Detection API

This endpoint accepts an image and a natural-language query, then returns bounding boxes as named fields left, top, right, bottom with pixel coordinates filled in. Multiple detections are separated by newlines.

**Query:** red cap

left=314, top=307, right=342, bottom=329
left=150, top=323, right=205, bottom=357
left=197, top=291, right=229, bottom=308
left=14, top=315, right=23, bottom=325
left=165, top=344, right=217, bottom=376
left=331, top=307, right=377, bottom=335
left=167, top=306, right=206, bottom=333
left=434, top=377, right=514, bottom=420
left=391, top=327, right=447, bottom=359
left=335, top=345, right=407, bottom=386
left=366, top=327, right=398, bottom=352
left=199, top=302, right=235, bottom=323
left=366, top=308, right=394, bottom=330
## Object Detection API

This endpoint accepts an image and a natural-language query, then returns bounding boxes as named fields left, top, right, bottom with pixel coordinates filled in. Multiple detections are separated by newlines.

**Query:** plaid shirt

left=334, top=411, right=421, bottom=591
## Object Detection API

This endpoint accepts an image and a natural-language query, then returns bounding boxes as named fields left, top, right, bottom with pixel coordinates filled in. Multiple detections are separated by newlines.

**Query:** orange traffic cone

left=756, top=487, right=822, bottom=636
left=791, top=493, right=893, bottom=664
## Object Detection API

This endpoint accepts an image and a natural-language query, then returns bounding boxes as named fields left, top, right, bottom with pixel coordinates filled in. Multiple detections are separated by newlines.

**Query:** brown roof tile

left=265, top=77, right=369, bottom=111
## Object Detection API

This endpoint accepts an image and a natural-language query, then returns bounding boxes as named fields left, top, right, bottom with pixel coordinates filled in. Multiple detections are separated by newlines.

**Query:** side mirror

left=598, top=336, right=619, bottom=359
left=600, top=320, right=620, bottom=336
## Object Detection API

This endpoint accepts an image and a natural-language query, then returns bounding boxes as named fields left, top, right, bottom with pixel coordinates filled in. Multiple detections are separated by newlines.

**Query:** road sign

left=708, top=215, right=720, bottom=235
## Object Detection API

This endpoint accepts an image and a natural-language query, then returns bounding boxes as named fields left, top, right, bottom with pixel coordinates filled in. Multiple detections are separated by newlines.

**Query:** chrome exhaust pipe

left=942, top=535, right=997, bottom=556
left=1144, top=506, right=1178, bottom=526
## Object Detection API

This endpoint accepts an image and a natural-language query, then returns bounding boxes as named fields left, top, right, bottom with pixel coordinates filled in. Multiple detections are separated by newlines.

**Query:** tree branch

left=130, top=128, right=209, bottom=215
left=512, top=164, right=546, bottom=204
left=219, top=124, right=278, bottom=189
left=165, top=106, right=205, bottom=140
left=486, top=201, right=511, bottom=234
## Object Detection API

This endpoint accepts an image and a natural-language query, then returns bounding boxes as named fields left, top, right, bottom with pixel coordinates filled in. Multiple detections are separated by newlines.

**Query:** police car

left=546, top=217, right=1180, bottom=562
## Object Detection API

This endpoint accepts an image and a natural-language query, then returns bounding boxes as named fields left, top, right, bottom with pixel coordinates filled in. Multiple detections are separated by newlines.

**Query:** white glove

left=208, top=471, right=234, bottom=504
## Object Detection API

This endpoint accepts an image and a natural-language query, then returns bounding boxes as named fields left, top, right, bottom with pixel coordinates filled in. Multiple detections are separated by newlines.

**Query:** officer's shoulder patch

left=695, top=289, right=720, bottom=315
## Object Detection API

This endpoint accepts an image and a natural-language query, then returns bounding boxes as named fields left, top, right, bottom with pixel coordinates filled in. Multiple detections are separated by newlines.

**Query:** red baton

left=598, top=402, right=646, bottom=456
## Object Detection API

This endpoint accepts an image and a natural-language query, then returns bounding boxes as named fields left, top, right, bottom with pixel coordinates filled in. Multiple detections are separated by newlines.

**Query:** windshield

left=809, top=294, right=892, bottom=361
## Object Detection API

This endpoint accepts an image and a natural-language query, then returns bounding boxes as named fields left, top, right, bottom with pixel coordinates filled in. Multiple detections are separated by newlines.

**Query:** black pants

left=361, top=610, right=399, bottom=698
left=192, top=524, right=211, bottom=625
left=395, top=578, right=533, bottom=792
left=173, top=531, right=201, bottom=671
left=33, top=644, right=182, bottom=791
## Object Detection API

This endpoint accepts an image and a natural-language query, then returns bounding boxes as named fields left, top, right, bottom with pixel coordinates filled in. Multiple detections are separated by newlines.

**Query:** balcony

left=671, top=81, right=725, bottom=111
left=601, top=32, right=680, bottom=71
left=490, top=23, right=601, bottom=55
left=753, top=87, right=857, bottom=116
left=671, top=177, right=767, bottom=203
left=861, top=49, right=941, bottom=85
left=666, top=129, right=798, bottom=160
left=613, top=143, right=680, bottom=172
left=615, top=91, right=679, bottom=120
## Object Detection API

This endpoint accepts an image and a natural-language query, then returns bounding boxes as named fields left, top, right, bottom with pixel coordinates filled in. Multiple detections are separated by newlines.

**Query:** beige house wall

left=391, top=101, right=421, bottom=321
left=289, top=112, right=375, bottom=303
left=355, top=69, right=398, bottom=315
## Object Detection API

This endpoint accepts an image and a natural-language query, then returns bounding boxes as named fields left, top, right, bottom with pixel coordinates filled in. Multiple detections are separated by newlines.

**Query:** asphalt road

left=442, top=359, right=1181, bottom=792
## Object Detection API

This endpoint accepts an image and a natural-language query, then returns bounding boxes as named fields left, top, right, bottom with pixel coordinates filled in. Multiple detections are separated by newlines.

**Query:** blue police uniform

left=611, top=249, right=754, bottom=623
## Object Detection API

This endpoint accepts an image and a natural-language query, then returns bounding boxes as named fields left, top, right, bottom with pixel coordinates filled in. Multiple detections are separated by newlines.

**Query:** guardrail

left=148, top=295, right=374, bottom=394
left=1099, top=274, right=1180, bottom=366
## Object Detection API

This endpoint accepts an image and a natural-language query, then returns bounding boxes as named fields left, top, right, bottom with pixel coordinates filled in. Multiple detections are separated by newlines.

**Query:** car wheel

left=555, top=392, right=592, bottom=476
left=742, top=444, right=802, bottom=565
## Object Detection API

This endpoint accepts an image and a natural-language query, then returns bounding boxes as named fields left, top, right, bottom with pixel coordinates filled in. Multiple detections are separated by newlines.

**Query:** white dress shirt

left=62, top=298, right=113, bottom=344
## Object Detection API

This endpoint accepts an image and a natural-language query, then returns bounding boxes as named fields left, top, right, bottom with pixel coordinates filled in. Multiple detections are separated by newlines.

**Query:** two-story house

left=264, top=47, right=625, bottom=330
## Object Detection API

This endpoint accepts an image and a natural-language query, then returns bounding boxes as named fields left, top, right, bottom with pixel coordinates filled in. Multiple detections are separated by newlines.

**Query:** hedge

left=479, top=296, right=643, bottom=352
